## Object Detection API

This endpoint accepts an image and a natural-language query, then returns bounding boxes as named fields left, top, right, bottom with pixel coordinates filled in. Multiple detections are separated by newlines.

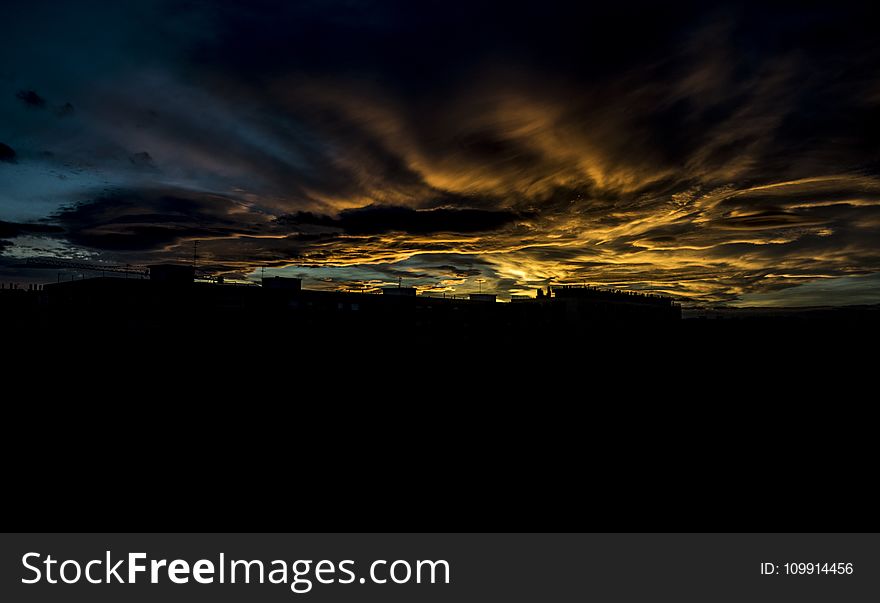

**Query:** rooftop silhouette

left=0, top=264, right=688, bottom=342
left=5, top=263, right=879, bottom=354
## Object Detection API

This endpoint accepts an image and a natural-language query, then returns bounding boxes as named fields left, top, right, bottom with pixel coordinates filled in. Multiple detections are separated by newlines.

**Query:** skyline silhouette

left=4, top=263, right=879, bottom=348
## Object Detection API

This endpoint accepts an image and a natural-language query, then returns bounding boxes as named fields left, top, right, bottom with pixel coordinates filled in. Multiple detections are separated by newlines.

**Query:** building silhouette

left=1, top=264, right=690, bottom=344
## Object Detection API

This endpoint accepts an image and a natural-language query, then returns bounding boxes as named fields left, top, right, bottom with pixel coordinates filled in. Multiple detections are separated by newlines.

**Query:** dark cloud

left=717, top=210, right=828, bottom=230
left=129, top=151, right=156, bottom=169
left=278, top=205, right=522, bottom=235
left=15, top=89, right=46, bottom=108
left=0, top=143, right=14, bottom=163
left=55, top=102, right=75, bottom=117
left=0, top=220, right=63, bottom=238
left=51, top=189, right=269, bottom=251
left=431, top=264, right=483, bottom=278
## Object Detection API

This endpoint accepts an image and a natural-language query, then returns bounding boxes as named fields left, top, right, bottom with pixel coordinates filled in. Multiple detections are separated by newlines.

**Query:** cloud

left=717, top=210, right=828, bottom=231
left=278, top=205, right=523, bottom=235
left=2, top=1, right=880, bottom=304
left=0, top=219, right=64, bottom=257
left=0, top=143, right=14, bottom=163
left=0, top=219, right=63, bottom=238
left=55, top=102, right=75, bottom=117
left=129, top=151, right=156, bottom=169
left=50, top=189, right=272, bottom=252
left=15, top=90, right=46, bottom=108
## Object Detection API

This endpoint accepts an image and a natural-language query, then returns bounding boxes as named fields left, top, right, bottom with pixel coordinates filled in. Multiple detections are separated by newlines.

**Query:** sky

left=2, top=0, right=880, bottom=305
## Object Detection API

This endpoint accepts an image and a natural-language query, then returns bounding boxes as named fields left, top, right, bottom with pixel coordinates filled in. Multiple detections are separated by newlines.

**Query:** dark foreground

left=3, top=296, right=875, bottom=534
